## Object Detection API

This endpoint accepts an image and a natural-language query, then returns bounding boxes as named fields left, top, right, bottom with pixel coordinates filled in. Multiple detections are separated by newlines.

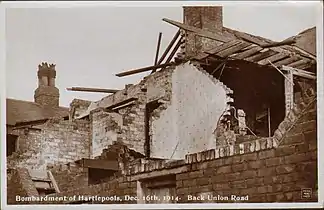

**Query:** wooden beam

left=261, top=38, right=296, bottom=48
left=232, top=46, right=263, bottom=59
left=287, top=59, right=310, bottom=68
left=245, top=50, right=278, bottom=62
left=66, top=87, right=119, bottom=94
left=156, top=30, right=180, bottom=66
left=282, top=65, right=316, bottom=80
left=81, top=158, right=119, bottom=171
left=294, top=62, right=313, bottom=70
left=105, top=97, right=138, bottom=110
left=272, top=56, right=301, bottom=67
left=291, top=46, right=316, bottom=60
left=163, top=18, right=232, bottom=43
left=164, top=37, right=183, bottom=64
left=216, top=42, right=251, bottom=58
left=111, top=101, right=136, bottom=111
left=154, top=32, right=163, bottom=66
left=115, top=62, right=175, bottom=77
left=258, top=53, right=289, bottom=65
left=194, top=40, right=241, bottom=60
left=47, top=170, right=60, bottom=193
left=232, top=31, right=266, bottom=46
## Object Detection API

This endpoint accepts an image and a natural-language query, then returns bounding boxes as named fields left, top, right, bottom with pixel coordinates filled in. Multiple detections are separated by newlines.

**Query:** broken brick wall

left=150, top=62, right=233, bottom=159
left=90, top=67, right=173, bottom=158
left=175, top=100, right=317, bottom=203
left=70, top=99, right=92, bottom=119
left=18, top=98, right=316, bottom=204
left=88, top=62, right=232, bottom=160
left=91, top=110, right=123, bottom=158
left=50, top=163, right=89, bottom=193
left=7, top=119, right=90, bottom=170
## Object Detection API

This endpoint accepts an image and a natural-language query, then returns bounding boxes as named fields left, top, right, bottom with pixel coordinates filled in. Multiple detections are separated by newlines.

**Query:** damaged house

left=6, top=6, right=318, bottom=204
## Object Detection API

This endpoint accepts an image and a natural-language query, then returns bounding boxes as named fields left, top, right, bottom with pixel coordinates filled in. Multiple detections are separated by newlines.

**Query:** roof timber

left=216, top=42, right=252, bottom=58
left=272, top=56, right=302, bottom=67
left=258, top=53, right=290, bottom=65
left=194, top=40, right=241, bottom=60
left=162, top=18, right=232, bottom=43
left=231, top=46, right=263, bottom=60
left=163, top=18, right=315, bottom=70
left=282, top=65, right=316, bottom=80
left=287, top=59, right=313, bottom=68
left=244, top=50, right=278, bottom=62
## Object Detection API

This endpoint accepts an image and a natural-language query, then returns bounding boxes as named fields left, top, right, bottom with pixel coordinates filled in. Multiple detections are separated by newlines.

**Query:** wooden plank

left=258, top=53, right=289, bottom=65
left=105, top=97, right=138, bottom=110
left=216, top=42, right=252, bottom=58
left=111, top=101, right=136, bottom=111
left=282, top=65, right=316, bottom=80
left=245, top=50, right=278, bottom=62
left=154, top=32, right=163, bottom=66
left=261, top=38, right=296, bottom=48
left=115, top=62, right=175, bottom=77
left=205, top=40, right=242, bottom=55
left=287, top=59, right=310, bottom=68
left=82, top=158, right=119, bottom=171
left=232, top=46, right=263, bottom=59
left=193, top=40, right=241, bottom=60
left=165, top=37, right=183, bottom=64
left=156, top=30, right=180, bottom=66
left=130, top=165, right=188, bottom=181
left=66, top=87, right=119, bottom=93
left=290, top=46, right=316, bottom=60
left=47, top=170, right=61, bottom=193
left=163, top=18, right=232, bottom=43
left=232, top=31, right=267, bottom=46
left=272, top=56, right=301, bottom=67
left=294, top=62, right=313, bottom=70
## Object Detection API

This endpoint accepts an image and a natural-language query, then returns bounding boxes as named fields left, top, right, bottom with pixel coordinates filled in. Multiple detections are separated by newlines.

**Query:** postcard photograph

left=2, top=1, right=322, bottom=208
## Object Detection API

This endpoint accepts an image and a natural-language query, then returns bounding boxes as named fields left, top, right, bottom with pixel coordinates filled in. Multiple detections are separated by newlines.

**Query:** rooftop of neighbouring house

left=6, top=98, right=69, bottom=126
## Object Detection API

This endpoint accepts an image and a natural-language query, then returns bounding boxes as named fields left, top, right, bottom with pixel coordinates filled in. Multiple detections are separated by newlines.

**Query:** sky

left=5, top=3, right=319, bottom=107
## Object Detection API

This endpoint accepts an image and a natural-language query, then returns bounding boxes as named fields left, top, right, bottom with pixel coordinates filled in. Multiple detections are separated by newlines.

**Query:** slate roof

left=6, top=98, right=69, bottom=126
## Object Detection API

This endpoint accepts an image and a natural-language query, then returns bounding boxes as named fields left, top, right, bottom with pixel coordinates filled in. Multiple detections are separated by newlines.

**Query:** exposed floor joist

left=77, top=158, right=119, bottom=171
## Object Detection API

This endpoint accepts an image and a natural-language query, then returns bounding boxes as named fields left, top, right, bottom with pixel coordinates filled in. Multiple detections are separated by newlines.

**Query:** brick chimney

left=183, top=6, right=223, bottom=57
left=34, top=62, right=60, bottom=107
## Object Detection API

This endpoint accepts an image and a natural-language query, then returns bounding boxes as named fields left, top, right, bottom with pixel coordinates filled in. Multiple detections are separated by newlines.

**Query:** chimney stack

left=34, top=62, right=60, bottom=107
left=183, top=6, right=223, bottom=57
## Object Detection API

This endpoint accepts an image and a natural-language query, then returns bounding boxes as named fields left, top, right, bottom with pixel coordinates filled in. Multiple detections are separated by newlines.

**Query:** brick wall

left=14, top=95, right=316, bottom=205
left=50, top=163, right=89, bottom=193
left=7, top=119, right=90, bottom=170
left=89, top=67, right=173, bottom=157
left=38, top=177, right=137, bottom=204
left=183, top=6, right=223, bottom=57
left=34, top=86, right=60, bottom=108
left=70, top=99, right=92, bottom=119
left=91, top=110, right=123, bottom=158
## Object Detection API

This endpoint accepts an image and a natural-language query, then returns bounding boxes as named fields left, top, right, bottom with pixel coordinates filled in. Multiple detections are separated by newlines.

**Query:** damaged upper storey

left=164, top=18, right=316, bottom=72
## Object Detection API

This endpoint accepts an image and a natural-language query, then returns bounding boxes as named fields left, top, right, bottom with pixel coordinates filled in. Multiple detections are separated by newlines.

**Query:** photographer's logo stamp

left=301, top=188, right=312, bottom=199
